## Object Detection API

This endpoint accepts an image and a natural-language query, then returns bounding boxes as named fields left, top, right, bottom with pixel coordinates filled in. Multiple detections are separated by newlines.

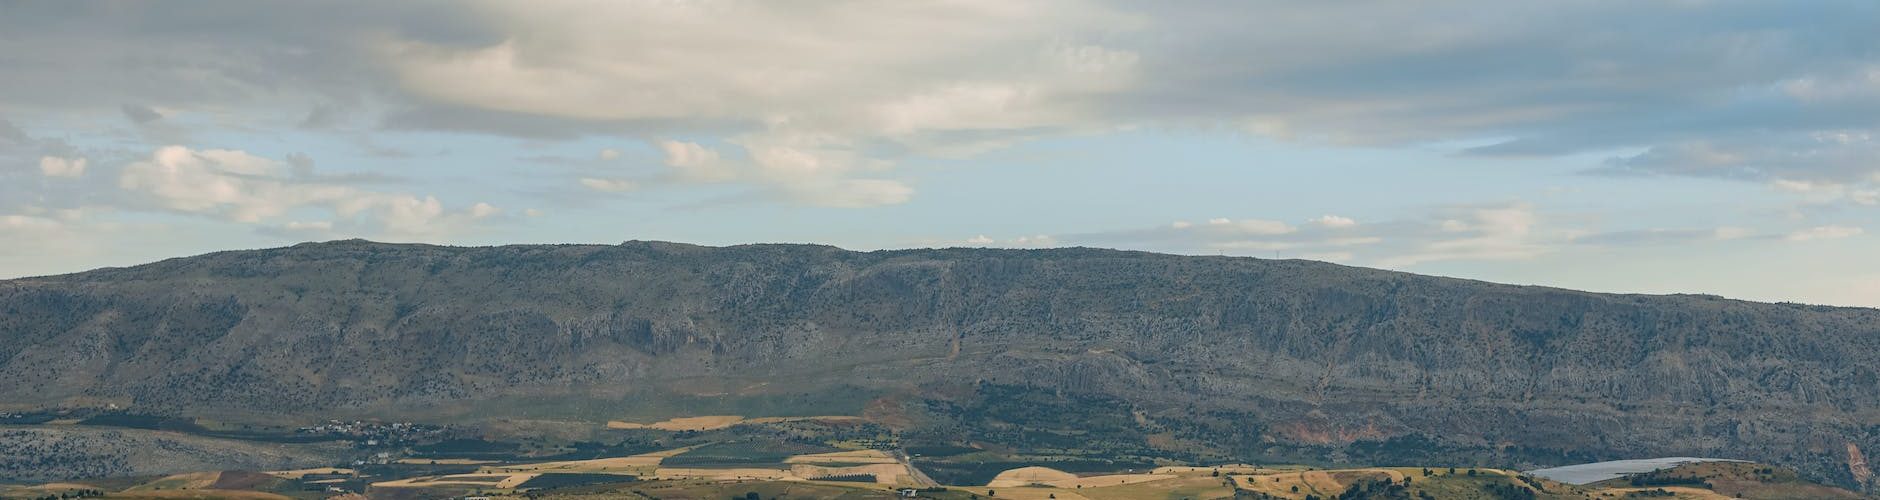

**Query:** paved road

left=894, top=449, right=941, bottom=488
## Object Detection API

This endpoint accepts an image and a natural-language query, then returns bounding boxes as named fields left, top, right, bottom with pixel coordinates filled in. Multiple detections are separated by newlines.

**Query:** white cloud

left=8, top=2, right=1880, bottom=195
left=1714, top=226, right=1752, bottom=240
left=371, top=195, right=445, bottom=235
left=1607, top=135, right=1880, bottom=206
left=1768, top=178, right=1879, bottom=206
left=282, top=220, right=333, bottom=232
left=0, top=205, right=218, bottom=280
left=1786, top=225, right=1863, bottom=241
left=1198, top=218, right=1296, bottom=235
left=960, top=234, right=1057, bottom=248
left=1853, top=190, right=1880, bottom=205
left=372, top=1, right=1143, bottom=205
left=1066, top=203, right=1518, bottom=264
left=1225, top=218, right=1300, bottom=234
left=579, top=177, right=636, bottom=193
left=38, top=156, right=86, bottom=178
left=383, top=2, right=1135, bottom=129
left=1011, top=235, right=1057, bottom=246
left=658, top=139, right=736, bottom=182
left=598, top=148, right=620, bottom=161
left=783, top=179, right=913, bottom=208
left=1239, top=220, right=1297, bottom=235
left=736, top=132, right=889, bottom=179
left=1772, top=179, right=1822, bottom=193
left=1780, top=68, right=1880, bottom=102
left=469, top=202, right=501, bottom=218
left=120, top=146, right=345, bottom=222
left=115, top=146, right=490, bottom=239
left=1312, top=214, right=1357, bottom=228
left=0, top=212, right=100, bottom=278
left=10, top=2, right=1878, bottom=219
left=0, top=214, right=62, bottom=231
left=1076, top=204, right=1560, bottom=268
left=1380, top=205, right=1546, bottom=267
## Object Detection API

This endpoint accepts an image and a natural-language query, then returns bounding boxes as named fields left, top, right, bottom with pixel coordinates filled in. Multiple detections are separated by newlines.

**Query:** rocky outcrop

left=1852, top=443, right=1874, bottom=491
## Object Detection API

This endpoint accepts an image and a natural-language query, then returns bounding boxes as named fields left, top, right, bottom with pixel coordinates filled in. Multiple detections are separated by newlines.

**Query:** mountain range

left=1, top=240, right=1875, bottom=492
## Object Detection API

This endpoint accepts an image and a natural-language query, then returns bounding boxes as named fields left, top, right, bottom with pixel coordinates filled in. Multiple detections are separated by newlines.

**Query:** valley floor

left=5, top=447, right=1867, bottom=500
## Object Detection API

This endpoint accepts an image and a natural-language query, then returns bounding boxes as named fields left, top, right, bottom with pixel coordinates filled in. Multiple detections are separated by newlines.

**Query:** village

left=296, top=420, right=446, bottom=449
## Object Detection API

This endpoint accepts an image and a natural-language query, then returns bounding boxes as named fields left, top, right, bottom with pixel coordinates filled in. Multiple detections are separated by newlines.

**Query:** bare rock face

left=1852, top=443, right=1874, bottom=491
left=2, top=240, right=1877, bottom=490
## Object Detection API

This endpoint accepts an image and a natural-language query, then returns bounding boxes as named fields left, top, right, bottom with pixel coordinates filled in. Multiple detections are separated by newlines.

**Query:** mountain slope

left=1, top=240, right=1876, bottom=490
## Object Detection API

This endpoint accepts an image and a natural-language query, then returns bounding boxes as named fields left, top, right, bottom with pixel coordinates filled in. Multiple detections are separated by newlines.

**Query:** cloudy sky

left=3, top=1, right=1880, bottom=306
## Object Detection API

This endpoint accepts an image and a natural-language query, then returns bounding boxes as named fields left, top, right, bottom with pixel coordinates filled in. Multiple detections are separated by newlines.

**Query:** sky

left=2, top=1, right=1879, bottom=307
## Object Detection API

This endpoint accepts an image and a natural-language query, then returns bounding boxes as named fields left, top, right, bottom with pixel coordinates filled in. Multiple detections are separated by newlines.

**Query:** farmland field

left=785, top=449, right=900, bottom=464
left=3, top=414, right=1865, bottom=500
left=660, top=440, right=840, bottom=467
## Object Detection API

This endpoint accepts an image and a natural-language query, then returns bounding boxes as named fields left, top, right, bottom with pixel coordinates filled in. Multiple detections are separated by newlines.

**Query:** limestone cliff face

left=2, top=240, right=1877, bottom=489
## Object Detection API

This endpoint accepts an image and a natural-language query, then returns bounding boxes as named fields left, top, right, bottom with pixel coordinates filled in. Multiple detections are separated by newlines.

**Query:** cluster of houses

left=296, top=419, right=443, bottom=447
left=845, top=437, right=901, bottom=450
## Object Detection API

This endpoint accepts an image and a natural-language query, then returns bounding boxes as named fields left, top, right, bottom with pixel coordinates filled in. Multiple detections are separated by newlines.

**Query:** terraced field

left=3, top=435, right=1865, bottom=500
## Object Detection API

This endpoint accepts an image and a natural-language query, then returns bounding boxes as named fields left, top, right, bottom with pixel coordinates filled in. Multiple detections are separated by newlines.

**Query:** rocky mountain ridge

left=1, top=240, right=1875, bottom=491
